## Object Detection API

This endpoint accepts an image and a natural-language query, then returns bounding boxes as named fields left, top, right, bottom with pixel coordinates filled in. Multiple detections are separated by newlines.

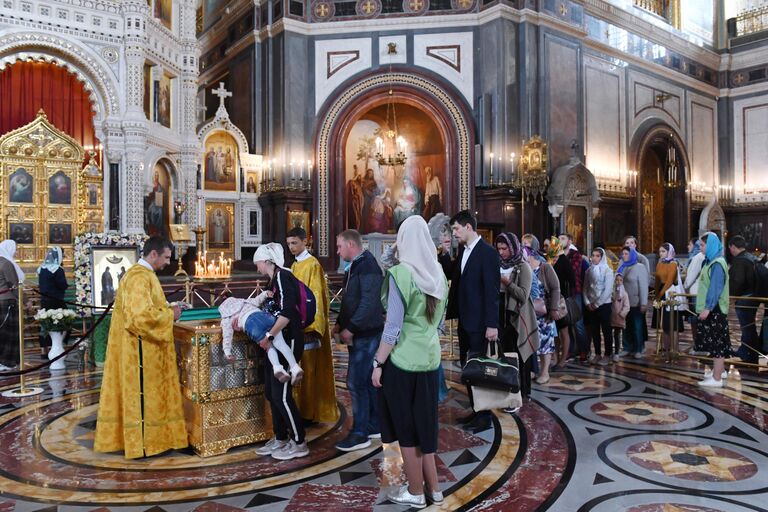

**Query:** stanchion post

left=2, top=285, right=44, bottom=398
left=444, top=318, right=459, bottom=362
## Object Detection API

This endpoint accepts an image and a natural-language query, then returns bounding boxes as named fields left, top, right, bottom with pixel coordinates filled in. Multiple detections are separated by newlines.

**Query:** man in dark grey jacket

left=334, top=229, right=384, bottom=451
left=728, top=235, right=759, bottom=363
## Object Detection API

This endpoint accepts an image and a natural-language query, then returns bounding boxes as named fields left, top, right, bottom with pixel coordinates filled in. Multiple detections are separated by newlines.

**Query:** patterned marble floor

left=0, top=346, right=767, bottom=512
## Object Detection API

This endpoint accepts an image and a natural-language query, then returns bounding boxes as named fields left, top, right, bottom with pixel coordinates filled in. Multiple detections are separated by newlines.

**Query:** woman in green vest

left=696, top=232, right=730, bottom=388
left=371, top=215, right=448, bottom=510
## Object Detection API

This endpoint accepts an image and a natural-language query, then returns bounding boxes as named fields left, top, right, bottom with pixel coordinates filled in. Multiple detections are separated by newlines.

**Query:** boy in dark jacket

left=334, top=229, right=384, bottom=451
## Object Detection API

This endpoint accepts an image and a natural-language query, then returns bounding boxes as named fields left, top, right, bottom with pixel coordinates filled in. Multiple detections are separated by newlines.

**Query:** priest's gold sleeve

left=94, top=265, right=188, bottom=459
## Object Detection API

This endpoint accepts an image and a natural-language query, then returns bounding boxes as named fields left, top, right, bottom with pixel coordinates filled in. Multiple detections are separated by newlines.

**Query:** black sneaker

left=335, top=432, right=371, bottom=452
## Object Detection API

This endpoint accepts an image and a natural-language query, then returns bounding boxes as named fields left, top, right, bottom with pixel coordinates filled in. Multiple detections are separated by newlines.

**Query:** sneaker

left=698, top=376, right=724, bottom=388
left=634, top=352, right=644, bottom=359
left=588, top=353, right=597, bottom=364
left=368, top=432, right=382, bottom=439
left=290, top=365, right=304, bottom=386
left=426, top=488, right=444, bottom=505
left=597, top=356, right=609, bottom=366
left=256, top=437, right=287, bottom=456
left=611, top=354, right=620, bottom=363
left=335, top=432, right=371, bottom=452
left=618, top=350, right=630, bottom=357
left=273, top=367, right=290, bottom=383
left=503, top=405, right=522, bottom=414
left=387, top=485, right=426, bottom=509
left=271, top=439, right=309, bottom=460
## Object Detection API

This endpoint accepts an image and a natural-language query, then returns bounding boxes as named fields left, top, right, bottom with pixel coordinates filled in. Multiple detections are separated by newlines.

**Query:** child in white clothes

left=219, top=293, right=303, bottom=385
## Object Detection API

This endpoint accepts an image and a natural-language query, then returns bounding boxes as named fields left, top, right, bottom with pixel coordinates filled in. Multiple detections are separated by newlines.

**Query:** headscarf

left=589, top=247, right=609, bottom=274
left=253, top=242, right=290, bottom=271
left=617, top=247, right=638, bottom=276
left=396, top=215, right=446, bottom=300
left=0, top=240, right=25, bottom=282
left=704, top=232, right=723, bottom=263
left=660, top=243, right=676, bottom=263
left=689, top=240, right=701, bottom=258
left=37, top=247, right=63, bottom=275
left=495, top=232, right=523, bottom=269
left=546, top=236, right=564, bottom=264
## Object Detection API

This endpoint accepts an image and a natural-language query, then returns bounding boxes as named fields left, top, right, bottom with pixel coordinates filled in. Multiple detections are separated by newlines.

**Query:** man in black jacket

left=728, top=235, right=759, bottom=363
left=334, top=229, right=384, bottom=451
left=446, top=210, right=500, bottom=433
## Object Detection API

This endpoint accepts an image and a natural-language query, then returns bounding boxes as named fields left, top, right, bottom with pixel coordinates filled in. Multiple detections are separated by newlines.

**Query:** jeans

left=347, top=334, right=381, bottom=436
left=735, top=298, right=759, bottom=362
left=573, top=295, right=589, bottom=356
left=624, top=307, right=645, bottom=354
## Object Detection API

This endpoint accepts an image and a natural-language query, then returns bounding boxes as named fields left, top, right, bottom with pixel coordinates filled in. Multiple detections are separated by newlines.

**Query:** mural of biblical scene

left=343, top=103, right=446, bottom=234
left=8, top=168, right=33, bottom=203
left=203, top=131, right=239, bottom=192
left=9, top=223, right=33, bottom=244
left=206, top=202, right=233, bottom=250
left=49, top=223, right=72, bottom=245
left=144, top=162, right=171, bottom=238
left=565, top=205, right=587, bottom=253
left=154, top=0, right=172, bottom=30
left=48, top=171, right=72, bottom=205
left=157, top=73, right=172, bottom=128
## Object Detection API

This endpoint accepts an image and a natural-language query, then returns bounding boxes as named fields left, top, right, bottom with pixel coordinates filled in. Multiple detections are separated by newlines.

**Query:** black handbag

left=461, top=340, right=520, bottom=393
left=562, top=281, right=582, bottom=326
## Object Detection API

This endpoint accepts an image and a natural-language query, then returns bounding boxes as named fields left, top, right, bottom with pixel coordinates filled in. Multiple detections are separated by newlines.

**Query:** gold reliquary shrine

left=173, top=319, right=272, bottom=457
left=0, top=109, right=104, bottom=265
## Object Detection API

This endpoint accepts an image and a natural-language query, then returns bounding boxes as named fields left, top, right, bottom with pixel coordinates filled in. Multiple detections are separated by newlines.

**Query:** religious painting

left=144, top=162, right=171, bottom=238
left=565, top=205, right=587, bottom=253
left=143, top=63, right=152, bottom=120
left=245, top=171, right=258, bottom=193
left=87, top=183, right=99, bottom=206
left=343, top=103, right=446, bottom=234
left=49, top=223, right=72, bottom=245
left=9, top=222, right=33, bottom=244
left=287, top=210, right=310, bottom=232
left=203, top=0, right=228, bottom=30
left=206, top=202, right=234, bottom=253
left=157, top=73, right=172, bottom=128
left=91, top=246, right=140, bottom=309
left=154, top=0, right=172, bottom=30
left=48, top=171, right=72, bottom=205
left=8, top=168, right=33, bottom=203
left=248, top=209, right=259, bottom=236
left=203, top=131, right=239, bottom=192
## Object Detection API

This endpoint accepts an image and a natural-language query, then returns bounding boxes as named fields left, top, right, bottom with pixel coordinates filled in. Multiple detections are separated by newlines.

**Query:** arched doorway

left=632, top=125, right=690, bottom=253
left=314, top=70, right=474, bottom=263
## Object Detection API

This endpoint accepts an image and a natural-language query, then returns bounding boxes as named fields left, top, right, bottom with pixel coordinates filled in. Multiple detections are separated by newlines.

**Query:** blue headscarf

left=617, top=247, right=638, bottom=275
left=689, top=240, right=701, bottom=258
left=704, top=232, right=723, bottom=262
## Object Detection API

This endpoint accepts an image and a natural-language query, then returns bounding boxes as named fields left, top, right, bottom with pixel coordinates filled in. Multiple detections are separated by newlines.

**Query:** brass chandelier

left=375, top=43, right=407, bottom=167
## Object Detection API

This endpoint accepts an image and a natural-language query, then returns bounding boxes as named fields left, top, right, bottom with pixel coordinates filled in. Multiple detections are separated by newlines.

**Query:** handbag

left=471, top=381, right=522, bottom=412
left=461, top=340, right=520, bottom=392
left=564, top=295, right=583, bottom=325
left=664, top=265, right=686, bottom=311
left=533, top=297, right=547, bottom=316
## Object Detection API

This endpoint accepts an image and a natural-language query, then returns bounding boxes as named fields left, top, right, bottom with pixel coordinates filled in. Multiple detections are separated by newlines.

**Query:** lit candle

left=489, top=152, right=494, bottom=185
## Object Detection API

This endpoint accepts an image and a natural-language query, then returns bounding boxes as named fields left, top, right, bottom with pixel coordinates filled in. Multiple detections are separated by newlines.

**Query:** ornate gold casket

left=173, top=320, right=272, bottom=457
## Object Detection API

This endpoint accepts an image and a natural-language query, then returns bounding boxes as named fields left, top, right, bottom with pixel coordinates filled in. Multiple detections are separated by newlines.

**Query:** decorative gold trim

left=315, top=73, right=471, bottom=257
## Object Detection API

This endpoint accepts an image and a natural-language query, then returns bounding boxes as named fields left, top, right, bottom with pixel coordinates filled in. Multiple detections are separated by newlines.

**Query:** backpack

left=753, top=260, right=768, bottom=298
left=296, top=280, right=317, bottom=329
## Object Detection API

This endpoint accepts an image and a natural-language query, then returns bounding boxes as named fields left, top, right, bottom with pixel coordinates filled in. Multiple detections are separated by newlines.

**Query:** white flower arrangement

left=74, top=232, right=146, bottom=316
left=35, top=308, right=78, bottom=332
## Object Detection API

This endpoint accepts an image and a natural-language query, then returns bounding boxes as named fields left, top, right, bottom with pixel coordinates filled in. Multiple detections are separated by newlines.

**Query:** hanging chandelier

left=375, top=43, right=407, bottom=167
left=663, top=138, right=681, bottom=188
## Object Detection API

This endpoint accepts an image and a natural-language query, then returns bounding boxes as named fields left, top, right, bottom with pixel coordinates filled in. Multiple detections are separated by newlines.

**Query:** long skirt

left=0, top=299, right=20, bottom=367
left=696, top=306, right=730, bottom=359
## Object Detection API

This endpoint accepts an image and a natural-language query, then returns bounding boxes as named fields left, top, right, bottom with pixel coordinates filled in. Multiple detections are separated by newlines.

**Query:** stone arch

left=0, top=31, right=121, bottom=130
left=313, top=70, right=474, bottom=258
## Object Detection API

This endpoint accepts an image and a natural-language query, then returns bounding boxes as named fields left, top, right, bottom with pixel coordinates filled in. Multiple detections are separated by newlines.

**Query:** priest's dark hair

left=449, top=210, right=477, bottom=230
left=287, top=227, right=307, bottom=240
left=142, top=236, right=174, bottom=256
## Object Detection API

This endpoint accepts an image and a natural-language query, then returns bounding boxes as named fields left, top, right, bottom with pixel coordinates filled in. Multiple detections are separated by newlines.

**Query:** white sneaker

left=271, top=440, right=309, bottom=460
left=290, top=365, right=304, bottom=386
left=256, top=437, right=287, bottom=456
left=368, top=432, right=382, bottom=439
left=597, top=356, right=610, bottom=366
left=273, top=367, right=291, bottom=383
left=387, top=485, right=426, bottom=509
left=426, top=488, right=444, bottom=505
left=634, top=352, right=645, bottom=359
left=588, top=353, right=597, bottom=364
left=721, top=371, right=728, bottom=379
left=503, top=405, right=522, bottom=414
left=698, top=376, right=724, bottom=388
left=611, top=354, right=620, bottom=363
left=618, top=350, right=630, bottom=357
left=0, top=364, right=9, bottom=371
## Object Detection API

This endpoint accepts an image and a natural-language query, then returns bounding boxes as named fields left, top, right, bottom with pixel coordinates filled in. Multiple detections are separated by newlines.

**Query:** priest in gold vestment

left=287, top=228, right=340, bottom=423
left=94, top=237, right=188, bottom=458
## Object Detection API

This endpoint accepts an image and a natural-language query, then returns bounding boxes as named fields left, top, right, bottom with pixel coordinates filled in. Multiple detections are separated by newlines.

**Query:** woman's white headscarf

left=0, top=240, right=25, bottom=282
left=253, top=242, right=290, bottom=271
left=396, top=215, right=446, bottom=300
left=37, top=246, right=63, bottom=275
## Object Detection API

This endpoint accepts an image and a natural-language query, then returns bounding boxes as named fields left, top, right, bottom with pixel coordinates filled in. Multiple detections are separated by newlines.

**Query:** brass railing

left=736, top=6, right=768, bottom=37
left=633, top=0, right=680, bottom=28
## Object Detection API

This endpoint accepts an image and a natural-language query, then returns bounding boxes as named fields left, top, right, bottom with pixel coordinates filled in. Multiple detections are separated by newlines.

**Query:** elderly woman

left=37, top=247, right=68, bottom=352
left=496, top=233, right=539, bottom=403
left=525, top=246, right=562, bottom=384
left=372, top=215, right=448, bottom=509
left=617, top=246, right=649, bottom=358
left=696, top=233, right=730, bottom=387
left=0, top=240, right=24, bottom=370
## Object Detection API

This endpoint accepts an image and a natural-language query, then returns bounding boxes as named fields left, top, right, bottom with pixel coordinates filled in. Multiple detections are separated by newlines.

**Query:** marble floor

left=0, top=343, right=767, bottom=512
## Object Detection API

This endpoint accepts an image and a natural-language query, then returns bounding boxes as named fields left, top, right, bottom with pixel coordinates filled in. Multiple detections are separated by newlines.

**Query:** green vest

left=696, top=257, right=729, bottom=314
left=381, top=265, right=447, bottom=372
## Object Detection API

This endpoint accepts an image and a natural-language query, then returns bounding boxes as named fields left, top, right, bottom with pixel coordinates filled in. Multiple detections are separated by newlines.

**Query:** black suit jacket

left=446, top=238, right=500, bottom=332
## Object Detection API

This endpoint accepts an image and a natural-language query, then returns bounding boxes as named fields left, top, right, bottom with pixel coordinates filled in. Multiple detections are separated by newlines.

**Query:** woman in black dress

left=36, top=247, right=68, bottom=352
left=547, top=236, right=576, bottom=367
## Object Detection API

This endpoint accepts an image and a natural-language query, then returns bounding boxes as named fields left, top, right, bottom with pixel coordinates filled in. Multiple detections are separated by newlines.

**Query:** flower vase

left=48, top=331, right=67, bottom=370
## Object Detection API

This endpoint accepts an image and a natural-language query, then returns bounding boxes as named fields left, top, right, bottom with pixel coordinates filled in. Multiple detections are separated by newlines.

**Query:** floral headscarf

left=546, top=236, right=564, bottom=264
left=496, top=232, right=523, bottom=269
left=660, top=242, right=676, bottom=263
